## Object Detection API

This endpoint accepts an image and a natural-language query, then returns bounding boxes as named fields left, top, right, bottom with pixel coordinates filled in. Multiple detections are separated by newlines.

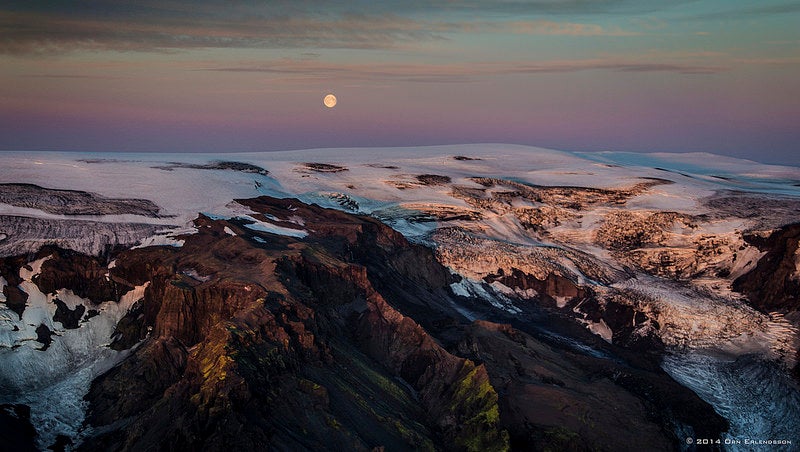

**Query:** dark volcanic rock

left=85, top=337, right=189, bottom=427
left=453, top=156, right=481, bottom=161
left=83, top=309, right=99, bottom=321
left=301, top=162, right=348, bottom=173
left=281, top=252, right=505, bottom=450
left=0, top=404, right=38, bottom=452
left=458, top=320, right=726, bottom=450
left=35, top=324, right=54, bottom=350
left=0, top=254, right=29, bottom=319
left=704, top=192, right=800, bottom=229
left=52, top=298, right=86, bottom=329
left=416, top=174, right=452, bottom=186
left=464, top=177, right=670, bottom=210
left=3, top=284, right=28, bottom=320
left=35, top=247, right=124, bottom=303
left=457, top=321, right=669, bottom=451
left=153, top=160, right=269, bottom=176
left=595, top=211, right=689, bottom=252
left=108, top=300, right=146, bottom=350
left=48, top=434, right=73, bottom=452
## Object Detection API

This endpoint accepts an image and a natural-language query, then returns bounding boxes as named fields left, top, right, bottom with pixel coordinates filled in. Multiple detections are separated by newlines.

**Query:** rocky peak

left=78, top=196, right=509, bottom=451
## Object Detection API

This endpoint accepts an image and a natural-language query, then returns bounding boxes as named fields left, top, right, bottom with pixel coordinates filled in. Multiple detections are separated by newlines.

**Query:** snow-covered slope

left=2, top=145, right=797, bottom=232
left=0, top=256, right=147, bottom=448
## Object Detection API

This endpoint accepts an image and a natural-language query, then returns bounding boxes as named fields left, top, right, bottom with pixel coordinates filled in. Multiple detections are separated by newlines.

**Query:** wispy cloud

left=503, top=20, right=639, bottom=36
left=731, top=56, right=800, bottom=66
left=686, top=2, right=800, bottom=21
left=205, top=57, right=727, bottom=84
left=353, top=0, right=700, bottom=16
left=0, top=11, right=441, bottom=54
left=0, top=1, right=647, bottom=55
left=25, top=74, right=123, bottom=79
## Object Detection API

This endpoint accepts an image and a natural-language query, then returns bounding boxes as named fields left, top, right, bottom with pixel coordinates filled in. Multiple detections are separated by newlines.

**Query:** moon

left=323, top=93, right=337, bottom=108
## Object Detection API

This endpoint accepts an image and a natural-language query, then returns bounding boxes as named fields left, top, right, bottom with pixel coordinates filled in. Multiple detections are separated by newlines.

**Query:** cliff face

left=1, top=196, right=726, bottom=450
left=733, top=223, right=800, bottom=313
left=733, top=222, right=800, bottom=378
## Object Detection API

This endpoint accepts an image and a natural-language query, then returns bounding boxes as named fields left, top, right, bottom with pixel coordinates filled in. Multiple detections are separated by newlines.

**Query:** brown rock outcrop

left=34, top=247, right=122, bottom=303
left=80, top=197, right=508, bottom=451
left=733, top=223, right=800, bottom=313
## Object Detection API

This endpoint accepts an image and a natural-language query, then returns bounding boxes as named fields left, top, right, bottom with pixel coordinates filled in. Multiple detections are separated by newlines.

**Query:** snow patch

left=19, top=255, right=51, bottom=280
left=489, top=280, right=538, bottom=300
left=450, top=277, right=522, bottom=314
left=286, top=215, right=306, bottom=226
left=239, top=215, right=308, bottom=238
left=727, top=242, right=766, bottom=280
left=132, top=226, right=197, bottom=249
left=449, top=279, right=470, bottom=298
left=200, top=208, right=308, bottom=239
left=586, top=319, right=613, bottom=343
left=181, top=268, right=211, bottom=283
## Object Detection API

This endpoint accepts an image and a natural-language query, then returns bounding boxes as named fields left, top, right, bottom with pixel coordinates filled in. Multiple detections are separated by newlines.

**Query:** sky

left=1, top=1, right=799, bottom=165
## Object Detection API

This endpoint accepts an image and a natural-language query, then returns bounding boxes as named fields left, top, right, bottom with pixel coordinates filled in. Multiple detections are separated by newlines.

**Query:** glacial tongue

left=662, top=352, right=800, bottom=441
left=0, top=251, right=146, bottom=450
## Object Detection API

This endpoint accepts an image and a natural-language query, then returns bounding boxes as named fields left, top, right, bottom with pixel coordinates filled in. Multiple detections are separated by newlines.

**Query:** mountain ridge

left=2, top=145, right=799, bottom=449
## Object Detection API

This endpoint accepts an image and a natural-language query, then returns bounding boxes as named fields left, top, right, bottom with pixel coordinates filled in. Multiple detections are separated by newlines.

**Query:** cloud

left=0, top=11, right=441, bottom=55
left=0, top=1, right=651, bottom=55
left=1, top=0, right=697, bottom=18
left=26, top=74, right=123, bottom=79
left=354, top=0, right=700, bottom=16
left=731, top=56, right=800, bottom=66
left=503, top=20, right=639, bottom=36
left=205, top=57, right=727, bottom=84
left=686, top=2, right=800, bottom=21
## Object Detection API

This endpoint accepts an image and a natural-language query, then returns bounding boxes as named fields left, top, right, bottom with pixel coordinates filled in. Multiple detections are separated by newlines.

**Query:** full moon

left=323, top=93, right=337, bottom=108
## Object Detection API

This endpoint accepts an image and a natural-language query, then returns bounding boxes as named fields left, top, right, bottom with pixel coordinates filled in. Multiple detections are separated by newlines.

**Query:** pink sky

left=1, top=1, right=799, bottom=164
